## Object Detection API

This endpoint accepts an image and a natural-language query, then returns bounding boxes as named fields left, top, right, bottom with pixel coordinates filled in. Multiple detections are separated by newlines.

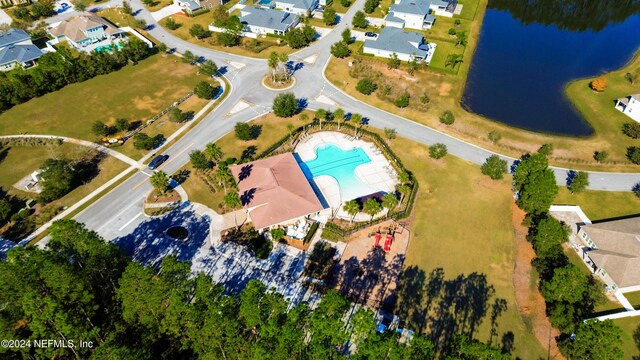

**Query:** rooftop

left=389, top=0, right=430, bottom=16
left=364, top=26, right=428, bottom=58
left=0, top=28, right=30, bottom=48
left=49, top=13, right=122, bottom=42
left=229, top=153, right=324, bottom=229
left=0, top=44, right=43, bottom=66
left=240, top=7, right=299, bottom=32
left=277, top=0, right=315, bottom=10
left=583, top=216, right=640, bottom=288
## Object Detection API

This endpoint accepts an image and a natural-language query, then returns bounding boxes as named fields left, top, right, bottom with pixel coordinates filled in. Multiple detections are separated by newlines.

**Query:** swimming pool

left=95, top=43, right=123, bottom=53
left=297, top=144, right=376, bottom=201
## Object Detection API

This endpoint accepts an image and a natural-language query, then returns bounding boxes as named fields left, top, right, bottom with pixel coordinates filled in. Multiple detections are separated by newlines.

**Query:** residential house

left=239, top=7, right=300, bottom=35
left=229, top=153, right=324, bottom=231
left=175, top=0, right=203, bottom=14
left=430, top=0, right=457, bottom=17
left=274, top=0, right=318, bottom=15
left=0, top=28, right=44, bottom=71
left=577, top=217, right=640, bottom=293
left=615, top=94, right=640, bottom=123
left=48, top=13, right=126, bottom=53
left=363, top=26, right=434, bottom=63
left=384, top=0, right=435, bottom=30
left=0, top=0, right=29, bottom=6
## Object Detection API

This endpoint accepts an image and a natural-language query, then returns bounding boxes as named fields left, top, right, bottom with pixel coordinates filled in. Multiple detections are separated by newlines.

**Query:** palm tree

left=224, top=191, right=241, bottom=209
left=316, top=109, right=326, bottom=130
left=363, top=198, right=381, bottom=222
left=278, top=52, right=290, bottom=80
left=397, top=184, right=411, bottom=203
left=268, top=51, right=279, bottom=81
left=455, top=31, right=468, bottom=48
left=343, top=200, right=360, bottom=223
left=205, top=142, right=224, bottom=163
left=334, top=108, right=345, bottom=130
left=445, top=54, right=464, bottom=70
left=398, top=171, right=410, bottom=184
left=215, top=164, right=233, bottom=193
left=351, top=113, right=362, bottom=136
left=381, top=193, right=398, bottom=213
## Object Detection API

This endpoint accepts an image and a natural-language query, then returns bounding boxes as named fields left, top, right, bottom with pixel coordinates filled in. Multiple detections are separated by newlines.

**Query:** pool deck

left=295, top=132, right=398, bottom=216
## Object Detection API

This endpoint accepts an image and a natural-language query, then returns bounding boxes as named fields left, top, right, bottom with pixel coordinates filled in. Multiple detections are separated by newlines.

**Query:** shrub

left=590, top=76, right=607, bottom=92
left=593, top=150, right=608, bottom=162
left=394, top=92, right=410, bottom=108
left=481, top=155, right=508, bottom=180
left=133, top=133, right=164, bottom=150
left=189, top=24, right=211, bottom=39
left=323, top=7, right=337, bottom=25
left=165, top=17, right=179, bottom=30
left=429, top=143, right=447, bottom=159
left=194, top=81, right=217, bottom=99
left=538, top=143, right=553, bottom=156
left=420, top=93, right=430, bottom=104
left=235, top=122, right=253, bottom=141
left=353, top=11, right=367, bottom=28
left=568, top=171, right=589, bottom=193
left=439, top=111, right=455, bottom=125
left=448, top=28, right=456, bottom=36
left=272, top=92, right=299, bottom=117
left=363, top=0, right=379, bottom=13
left=340, top=0, right=351, bottom=6
left=356, top=78, right=377, bottom=95
left=488, top=130, right=501, bottom=143
left=622, top=122, right=640, bottom=139
left=627, top=146, right=640, bottom=164
left=330, top=41, right=351, bottom=58
left=170, top=108, right=189, bottom=123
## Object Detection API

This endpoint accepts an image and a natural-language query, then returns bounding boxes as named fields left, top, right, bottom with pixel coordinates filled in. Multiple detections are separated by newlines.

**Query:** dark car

left=148, top=155, right=169, bottom=170
left=364, top=32, right=378, bottom=38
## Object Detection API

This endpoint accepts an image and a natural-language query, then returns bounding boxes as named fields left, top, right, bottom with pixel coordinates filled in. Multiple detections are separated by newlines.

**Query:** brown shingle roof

left=584, top=217, right=640, bottom=288
left=49, top=13, right=121, bottom=42
left=230, top=153, right=324, bottom=229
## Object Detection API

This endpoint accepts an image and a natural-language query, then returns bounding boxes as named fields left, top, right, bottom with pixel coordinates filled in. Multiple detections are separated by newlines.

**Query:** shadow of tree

left=327, top=247, right=405, bottom=311
left=633, top=324, right=640, bottom=360
left=112, top=209, right=209, bottom=269
left=394, top=266, right=507, bottom=354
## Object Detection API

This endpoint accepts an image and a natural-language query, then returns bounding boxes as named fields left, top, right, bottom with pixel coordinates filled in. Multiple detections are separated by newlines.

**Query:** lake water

left=462, top=0, right=640, bottom=136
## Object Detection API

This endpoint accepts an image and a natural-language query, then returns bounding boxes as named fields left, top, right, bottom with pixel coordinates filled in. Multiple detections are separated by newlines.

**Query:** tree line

left=0, top=220, right=506, bottom=359
left=512, top=146, right=624, bottom=359
left=0, top=38, right=154, bottom=113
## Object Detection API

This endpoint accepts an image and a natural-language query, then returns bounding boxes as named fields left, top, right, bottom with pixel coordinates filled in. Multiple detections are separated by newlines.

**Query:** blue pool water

left=257, top=0, right=272, bottom=6
left=95, top=43, right=124, bottom=53
left=297, top=144, right=375, bottom=201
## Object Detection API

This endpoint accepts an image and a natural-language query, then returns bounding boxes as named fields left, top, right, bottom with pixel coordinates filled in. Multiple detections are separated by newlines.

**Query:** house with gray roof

left=385, top=0, right=436, bottom=30
left=275, top=0, right=318, bottom=15
left=48, top=13, right=126, bottom=53
left=239, top=7, right=300, bottom=36
left=430, top=0, right=457, bottom=17
left=363, top=27, right=434, bottom=63
left=175, top=0, right=203, bottom=14
left=615, top=94, right=640, bottom=123
left=0, top=29, right=44, bottom=71
left=577, top=216, right=640, bottom=293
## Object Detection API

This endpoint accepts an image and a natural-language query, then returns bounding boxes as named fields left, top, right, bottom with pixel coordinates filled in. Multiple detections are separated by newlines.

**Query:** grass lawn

left=393, top=140, right=546, bottom=358
left=305, top=16, right=336, bottom=29
left=326, top=0, right=640, bottom=172
left=182, top=111, right=545, bottom=357
left=159, top=14, right=295, bottom=58
left=554, top=187, right=640, bottom=221
left=327, top=0, right=351, bottom=14
left=0, top=55, right=210, bottom=155
left=0, top=143, right=129, bottom=239
left=142, top=0, right=174, bottom=12
left=369, top=0, right=392, bottom=18
left=612, top=317, right=640, bottom=360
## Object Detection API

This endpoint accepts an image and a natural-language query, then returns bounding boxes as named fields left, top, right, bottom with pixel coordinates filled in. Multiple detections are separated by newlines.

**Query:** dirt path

left=511, top=203, right=565, bottom=359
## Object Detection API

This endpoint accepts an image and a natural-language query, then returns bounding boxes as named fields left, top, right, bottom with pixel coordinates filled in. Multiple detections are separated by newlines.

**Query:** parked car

left=375, top=311, right=399, bottom=333
left=148, top=155, right=169, bottom=170
left=364, top=32, right=378, bottom=38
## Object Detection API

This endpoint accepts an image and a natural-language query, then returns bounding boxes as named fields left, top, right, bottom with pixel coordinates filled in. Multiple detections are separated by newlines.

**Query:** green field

left=0, top=143, right=129, bottom=239
left=0, top=55, right=210, bottom=145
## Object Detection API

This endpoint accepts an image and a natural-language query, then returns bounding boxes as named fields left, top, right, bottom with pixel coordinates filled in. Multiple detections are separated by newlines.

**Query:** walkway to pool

left=295, top=132, right=398, bottom=215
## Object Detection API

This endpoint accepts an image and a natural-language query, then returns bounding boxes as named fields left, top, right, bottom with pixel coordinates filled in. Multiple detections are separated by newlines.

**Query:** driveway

left=150, top=4, right=182, bottom=21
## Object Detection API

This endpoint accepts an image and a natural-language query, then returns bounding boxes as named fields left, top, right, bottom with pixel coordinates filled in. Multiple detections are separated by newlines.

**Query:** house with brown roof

left=229, top=153, right=325, bottom=230
left=48, top=13, right=126, bottom=53
left=577, top=216, right=640, bottom=293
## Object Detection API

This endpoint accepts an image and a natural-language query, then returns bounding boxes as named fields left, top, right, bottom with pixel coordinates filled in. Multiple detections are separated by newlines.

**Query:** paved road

left=43, top=0, right=638, bottom=239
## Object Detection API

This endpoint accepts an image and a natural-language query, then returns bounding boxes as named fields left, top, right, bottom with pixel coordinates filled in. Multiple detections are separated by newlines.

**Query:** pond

left=462, top=0, right=640, bottom=136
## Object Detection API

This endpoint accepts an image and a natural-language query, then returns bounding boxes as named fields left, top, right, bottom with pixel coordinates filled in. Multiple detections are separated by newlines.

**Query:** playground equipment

left=384, top=233, right=393, bottom=252
left=374, top=232, right=382, bottom=247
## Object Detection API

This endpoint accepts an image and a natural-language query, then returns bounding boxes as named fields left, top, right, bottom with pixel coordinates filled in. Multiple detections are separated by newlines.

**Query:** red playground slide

left=374, top=232, right=382, bottom=247
left=384, top=233, right=393, bottom=252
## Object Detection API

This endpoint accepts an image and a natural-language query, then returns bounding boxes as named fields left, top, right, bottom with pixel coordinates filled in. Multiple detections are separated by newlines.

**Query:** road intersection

left=40, top=0, right=639, bottom=239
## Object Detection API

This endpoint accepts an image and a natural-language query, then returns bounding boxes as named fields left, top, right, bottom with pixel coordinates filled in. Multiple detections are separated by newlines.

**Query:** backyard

left=0, top=55, right=213, bottom=160
left=326, top=0, right=640, bottom=172
left=0, top=142, right=129, bottom=240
